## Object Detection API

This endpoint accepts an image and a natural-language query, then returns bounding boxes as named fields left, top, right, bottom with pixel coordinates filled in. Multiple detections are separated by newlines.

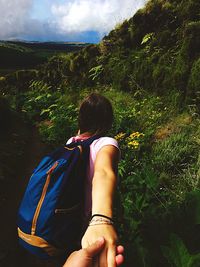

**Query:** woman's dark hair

left=78, top=93, right=113, bottom=135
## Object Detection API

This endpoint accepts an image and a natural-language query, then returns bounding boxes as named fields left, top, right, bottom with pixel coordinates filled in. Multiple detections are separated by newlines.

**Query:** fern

left=141, top=33, right=154, bottom=45
left=88, top=65, right=103, bottom=80
left=162, top=234, right=200, bottom=267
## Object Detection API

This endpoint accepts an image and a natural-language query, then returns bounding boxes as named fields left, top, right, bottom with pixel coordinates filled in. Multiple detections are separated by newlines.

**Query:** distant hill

left=0, top=41, right=89, bottom=75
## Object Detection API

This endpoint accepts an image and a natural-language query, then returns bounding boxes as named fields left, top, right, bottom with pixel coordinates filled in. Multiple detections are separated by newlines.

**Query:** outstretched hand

left=63, top=237, right=124, bottom=267
left=82, top=224, right=119, bottom=267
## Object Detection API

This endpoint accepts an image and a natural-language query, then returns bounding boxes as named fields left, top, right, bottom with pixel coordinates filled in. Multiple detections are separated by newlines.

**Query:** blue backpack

left=17, top=135, right=99, bottom=259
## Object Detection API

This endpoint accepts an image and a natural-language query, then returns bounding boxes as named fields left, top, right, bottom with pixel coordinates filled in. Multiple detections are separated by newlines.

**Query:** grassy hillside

left=0, top=0, right=200, bottom=266
left=100, top=0, right=200, bottom=97
left=36, top=0, right=200, bottom=106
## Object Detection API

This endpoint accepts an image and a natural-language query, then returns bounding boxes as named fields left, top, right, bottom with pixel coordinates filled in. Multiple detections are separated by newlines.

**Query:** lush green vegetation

left=0, top=0, right=200, bottom=266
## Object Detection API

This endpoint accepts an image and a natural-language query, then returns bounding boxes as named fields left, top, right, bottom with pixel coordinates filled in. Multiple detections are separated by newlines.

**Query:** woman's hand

left=81, top=224, right=118, bottom=267
left=64, top=237, right=124, bottom=267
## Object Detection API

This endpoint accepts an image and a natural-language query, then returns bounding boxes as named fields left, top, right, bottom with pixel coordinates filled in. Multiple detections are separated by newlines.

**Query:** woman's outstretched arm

left=81, top=145, right=120, bottom=267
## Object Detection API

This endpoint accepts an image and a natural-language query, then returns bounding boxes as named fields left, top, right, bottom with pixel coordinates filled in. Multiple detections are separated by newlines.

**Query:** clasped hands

left=63, top=236, right=124, bottom=267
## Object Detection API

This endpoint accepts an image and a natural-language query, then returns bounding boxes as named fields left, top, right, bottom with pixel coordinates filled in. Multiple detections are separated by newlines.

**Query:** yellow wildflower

left=129, top=132, right=144, bottom=139
left=115, top=132, right=126, bottom=141
left=128, top=140, right=139, bottom=149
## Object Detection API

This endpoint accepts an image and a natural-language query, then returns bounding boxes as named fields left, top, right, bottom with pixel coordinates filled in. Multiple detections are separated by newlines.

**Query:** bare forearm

left=92, top=170, right=117, bottom=217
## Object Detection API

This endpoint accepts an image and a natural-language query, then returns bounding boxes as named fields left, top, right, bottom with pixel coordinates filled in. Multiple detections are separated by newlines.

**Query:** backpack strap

left=80, top=134, right=102, bottom=147
left=67, top=135, right=101, bottom=149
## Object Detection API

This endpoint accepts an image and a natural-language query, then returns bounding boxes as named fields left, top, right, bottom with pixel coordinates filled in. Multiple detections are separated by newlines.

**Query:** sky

left=0, top=0, right=146, bottom=43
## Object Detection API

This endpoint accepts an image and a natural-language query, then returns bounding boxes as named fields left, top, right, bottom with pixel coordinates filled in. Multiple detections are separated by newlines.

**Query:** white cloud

left=0, top=0, right=60, bottom=41
left=51, top=0, right=146, bottom=36
left=0, top=0, right=146, bottom=41
left=0, top=0, right=32, bottom=39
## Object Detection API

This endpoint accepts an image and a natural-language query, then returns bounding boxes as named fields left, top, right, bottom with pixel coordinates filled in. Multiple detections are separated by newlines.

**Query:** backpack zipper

left=55, top=203, right=80, bottom=214
left=31, top=161, right=59, bottom=235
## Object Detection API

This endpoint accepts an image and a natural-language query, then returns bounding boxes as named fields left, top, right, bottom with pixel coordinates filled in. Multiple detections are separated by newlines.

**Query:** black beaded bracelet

left=91, top=214, right=114, bottom=223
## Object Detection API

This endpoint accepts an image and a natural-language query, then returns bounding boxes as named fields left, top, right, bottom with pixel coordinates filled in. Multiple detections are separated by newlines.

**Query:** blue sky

left=32, top=0, right=50, bottom=21
left=0, top=0, right=146, bottom=43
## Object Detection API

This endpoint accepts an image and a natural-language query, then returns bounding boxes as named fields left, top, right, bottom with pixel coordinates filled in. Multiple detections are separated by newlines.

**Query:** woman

left=67, top=93, right=120, bottom=267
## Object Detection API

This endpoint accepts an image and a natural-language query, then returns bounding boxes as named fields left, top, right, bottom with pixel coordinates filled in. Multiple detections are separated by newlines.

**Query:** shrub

left=162, top=233, right=200, bottom=267
left=39, top=103, right=78, bottom=146
left=21, top=83, right=60, bottom=122
left=188, top=57, right=200, bottom=101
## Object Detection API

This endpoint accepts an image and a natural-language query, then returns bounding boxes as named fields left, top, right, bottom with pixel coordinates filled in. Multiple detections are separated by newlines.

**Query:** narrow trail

left=0, top=125, right=48, bottom=267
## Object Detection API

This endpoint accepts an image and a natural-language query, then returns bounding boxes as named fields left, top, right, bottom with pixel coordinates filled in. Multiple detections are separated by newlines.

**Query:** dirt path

left=0, top=124, right=48, bottom=267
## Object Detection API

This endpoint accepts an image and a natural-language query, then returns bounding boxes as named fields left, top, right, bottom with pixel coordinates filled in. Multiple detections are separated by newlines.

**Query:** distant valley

left=0, top=40, right=89, bottom=75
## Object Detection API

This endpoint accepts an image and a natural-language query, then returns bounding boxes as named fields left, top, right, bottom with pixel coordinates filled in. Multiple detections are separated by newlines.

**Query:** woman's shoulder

left=66, top=136, right=119, bottom=150
left=92, top=136, right=119, bottom=150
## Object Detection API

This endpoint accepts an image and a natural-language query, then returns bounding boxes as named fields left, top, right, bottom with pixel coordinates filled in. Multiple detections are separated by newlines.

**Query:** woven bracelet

left=89, top=217, right=114, bottom=224
left=91, top=214, right=114, bottom=223
left=89, top=221, right=113, bottom=226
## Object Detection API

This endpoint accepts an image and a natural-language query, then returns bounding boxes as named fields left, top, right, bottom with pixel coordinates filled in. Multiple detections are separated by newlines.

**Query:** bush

left=21, top=85, right=60, bottom=122
left=188, top=57, right=200, bottom=101
left=39, top=102, right=78, bottom=146
left=162, top=233, right=200, bottom=267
